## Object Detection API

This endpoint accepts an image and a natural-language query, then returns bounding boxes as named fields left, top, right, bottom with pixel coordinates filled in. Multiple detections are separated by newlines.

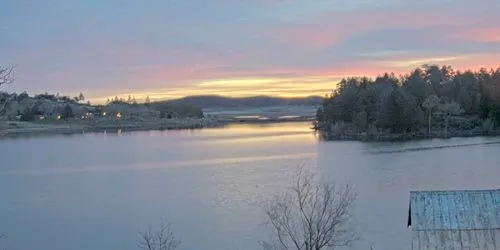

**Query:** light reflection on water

left=0, top=152, right=317, bottom=176
left=0, top=122, right=499, bottom=250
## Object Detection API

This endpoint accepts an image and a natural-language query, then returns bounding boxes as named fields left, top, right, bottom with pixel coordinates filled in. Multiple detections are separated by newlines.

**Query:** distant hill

left=162, top=95, right=323, bottom=108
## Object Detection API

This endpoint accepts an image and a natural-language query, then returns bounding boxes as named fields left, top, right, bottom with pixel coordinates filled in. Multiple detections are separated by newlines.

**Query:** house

left=408, top=189, right=500, bottom=249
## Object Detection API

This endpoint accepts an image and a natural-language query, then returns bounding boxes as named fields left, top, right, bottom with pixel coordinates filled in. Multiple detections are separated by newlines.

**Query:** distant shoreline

left=3, top=118, right=500, bottom=141
left=0, top=118, right=315, bottom=139
left=0, top=118, right=217, bottom=139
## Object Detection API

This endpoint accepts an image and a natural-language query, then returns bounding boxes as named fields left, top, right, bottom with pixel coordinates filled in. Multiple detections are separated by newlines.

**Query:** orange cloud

left=89, top=60, right=394, bottom=103
left=90, top=50, right=500, bottom=104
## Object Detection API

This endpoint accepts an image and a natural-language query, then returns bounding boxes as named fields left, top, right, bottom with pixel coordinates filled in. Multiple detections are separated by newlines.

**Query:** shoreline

left=317, top=130, right=500, bottom=142
left=0, top=118, right=315, bottom=139
left=0, top=118, right=220, bottom=139
left=3, top=119, right=499, bottom=141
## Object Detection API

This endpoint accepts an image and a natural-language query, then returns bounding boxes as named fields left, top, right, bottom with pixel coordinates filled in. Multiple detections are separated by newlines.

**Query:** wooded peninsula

left=315, top=65, right=500, bottom=141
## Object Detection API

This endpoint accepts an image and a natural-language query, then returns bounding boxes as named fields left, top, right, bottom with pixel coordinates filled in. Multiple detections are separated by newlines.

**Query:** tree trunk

left=428, top=111, right=432, bottom=137
left=0, top=100, right=6, bottom=114
left=444, top=116, right=449, bottom=138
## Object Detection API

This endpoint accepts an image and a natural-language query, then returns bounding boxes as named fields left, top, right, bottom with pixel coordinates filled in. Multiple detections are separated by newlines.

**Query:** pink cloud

left=450, top=27, right=500, bottom=43
left=263, top=8, right=468, bottom=49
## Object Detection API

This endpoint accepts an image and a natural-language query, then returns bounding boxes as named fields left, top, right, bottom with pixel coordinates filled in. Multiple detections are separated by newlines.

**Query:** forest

left=315, top=65, right=500, bottom=140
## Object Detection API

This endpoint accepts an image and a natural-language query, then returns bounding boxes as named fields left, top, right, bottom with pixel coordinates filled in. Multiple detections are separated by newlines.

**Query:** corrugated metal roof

left=409, top=189, right=500, bottom=230
left=412, top=229, right=500, bottom=249
left=408, top=189, right=500, bottom=250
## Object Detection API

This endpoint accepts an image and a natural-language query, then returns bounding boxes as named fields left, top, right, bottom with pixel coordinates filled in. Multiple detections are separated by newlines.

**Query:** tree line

left=315, top=65, right=500, bottom=140
left=166, top=95, right=323, bottom=108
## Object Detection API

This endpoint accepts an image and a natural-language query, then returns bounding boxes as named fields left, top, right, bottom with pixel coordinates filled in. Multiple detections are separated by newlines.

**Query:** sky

left=1, top=0, right=500, bottom=103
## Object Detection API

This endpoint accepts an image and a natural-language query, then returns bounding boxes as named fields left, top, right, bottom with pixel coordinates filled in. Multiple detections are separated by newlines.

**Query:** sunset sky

left=1, top=0, right=499, bottom=103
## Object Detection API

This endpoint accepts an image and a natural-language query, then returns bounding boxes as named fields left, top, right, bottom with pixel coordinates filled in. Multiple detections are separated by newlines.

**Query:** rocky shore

left=317, top=128, right=500, bottom=142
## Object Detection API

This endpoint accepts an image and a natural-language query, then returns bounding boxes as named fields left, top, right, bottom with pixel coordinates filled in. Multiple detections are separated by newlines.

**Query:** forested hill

left=316, top=65, right=500, bottom=140
left=162, top=95, right=323, bottom=108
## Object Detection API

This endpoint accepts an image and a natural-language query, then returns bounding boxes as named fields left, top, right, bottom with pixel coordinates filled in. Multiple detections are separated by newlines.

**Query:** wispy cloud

left=384, top=56, right=468, bottom=68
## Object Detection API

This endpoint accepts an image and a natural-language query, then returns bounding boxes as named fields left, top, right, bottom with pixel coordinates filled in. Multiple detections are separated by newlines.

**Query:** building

left=408, top=189, right=500, bottom=249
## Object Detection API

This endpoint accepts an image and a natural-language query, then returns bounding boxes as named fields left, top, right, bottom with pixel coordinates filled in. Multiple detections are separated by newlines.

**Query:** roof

left=411, top=229, right=500, bottom=249
left=408, top=189, right=500, bottom=249
left=409, top=189, right=500, bottom=230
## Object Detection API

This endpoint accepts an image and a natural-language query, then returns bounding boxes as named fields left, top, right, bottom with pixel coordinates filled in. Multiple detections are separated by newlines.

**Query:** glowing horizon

left=93, top=59, right=500, bottom=104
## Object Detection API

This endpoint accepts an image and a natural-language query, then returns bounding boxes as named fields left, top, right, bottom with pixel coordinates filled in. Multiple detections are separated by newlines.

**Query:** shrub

left=367, top=123, right=379, bottom=139
left=328, top=121, right=347, bottom=137
left=482, top=119, right=494, bottom=133
left=17, top=92, right=29, bottom=102
left=20, top=108, right=36, bottom=121
left=61, top=104, right=74, bottom=120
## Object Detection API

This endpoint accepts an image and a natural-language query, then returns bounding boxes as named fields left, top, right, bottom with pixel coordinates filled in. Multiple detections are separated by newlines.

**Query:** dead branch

left=262, top=167, right=358, bottom=250
left=0, top=65, right=14, bottom=87
left=138, top=221, right=181, bottom=250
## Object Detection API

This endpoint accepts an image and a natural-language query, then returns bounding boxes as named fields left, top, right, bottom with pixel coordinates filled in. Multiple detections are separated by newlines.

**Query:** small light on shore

left=116, top=112, right=121, bottom=118
left=57, top=114, right=61, bottom=120
left=102, top=112, right=107, bottom=116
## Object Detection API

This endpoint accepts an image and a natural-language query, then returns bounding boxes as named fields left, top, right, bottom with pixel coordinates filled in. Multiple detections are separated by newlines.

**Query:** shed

left=408, top=189, right=500, bottom=249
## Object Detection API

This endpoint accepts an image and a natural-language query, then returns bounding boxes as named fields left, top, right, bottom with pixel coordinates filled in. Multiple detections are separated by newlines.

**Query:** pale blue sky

left=1, top=0, right=499, bottom=102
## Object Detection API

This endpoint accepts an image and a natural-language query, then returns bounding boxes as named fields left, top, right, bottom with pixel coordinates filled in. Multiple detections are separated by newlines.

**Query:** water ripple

left=0, top=152, right=317, bottom=176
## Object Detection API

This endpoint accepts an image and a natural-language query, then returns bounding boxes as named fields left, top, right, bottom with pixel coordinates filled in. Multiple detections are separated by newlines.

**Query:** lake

left=1, top=122, right=499, bottom=250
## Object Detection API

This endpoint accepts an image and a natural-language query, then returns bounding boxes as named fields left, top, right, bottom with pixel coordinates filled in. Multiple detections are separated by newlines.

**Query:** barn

left=408, top=189, right=500, bottom=249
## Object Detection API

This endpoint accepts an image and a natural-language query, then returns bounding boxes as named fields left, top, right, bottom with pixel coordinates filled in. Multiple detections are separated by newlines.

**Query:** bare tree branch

left=262, top=167, right=358, bottom=250
left=0, top=65, right=14, bottom=114
left=138, top=221, right=181, bottom=250
left=0, top=65, right=14, bottom=87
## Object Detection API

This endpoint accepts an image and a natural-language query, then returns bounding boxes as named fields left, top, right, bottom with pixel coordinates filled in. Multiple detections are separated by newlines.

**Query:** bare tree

left=262, top=168, right=358, bottom=250
left=438, top=101, right=463, bottom=137
left=138, top=222, right=181, bottom=250
left=0, top=65, right=14, bottom=114
left=0, top=65, right=14, bottom=87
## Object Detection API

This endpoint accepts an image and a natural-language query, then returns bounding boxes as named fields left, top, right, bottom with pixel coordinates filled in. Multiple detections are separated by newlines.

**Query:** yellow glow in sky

left=385, top=56, right=468, bottom=68
left=88, top=52, right=500, bottom=104
left=197, top=78, right=287, bottom=87
left=94, top=76, right=343, bottom=104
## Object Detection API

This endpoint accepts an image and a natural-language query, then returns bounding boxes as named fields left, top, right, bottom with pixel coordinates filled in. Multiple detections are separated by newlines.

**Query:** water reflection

left=0, top=122, right=499, bottom=250
left=0, top=152, right=317, bottom=176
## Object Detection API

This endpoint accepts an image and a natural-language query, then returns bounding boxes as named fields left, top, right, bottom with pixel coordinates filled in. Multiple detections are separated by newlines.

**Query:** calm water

left=1, top=122, right=499, bottom=250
